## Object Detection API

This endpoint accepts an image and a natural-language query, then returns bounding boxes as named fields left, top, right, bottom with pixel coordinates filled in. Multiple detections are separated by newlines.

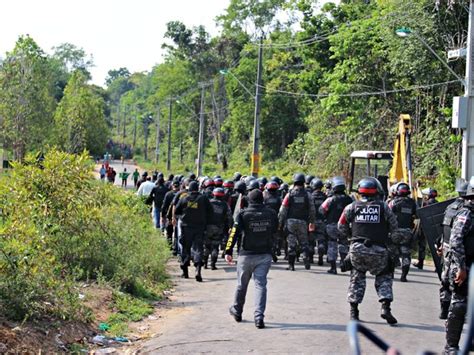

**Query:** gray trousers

left=232, top=253, right=272, bottom=321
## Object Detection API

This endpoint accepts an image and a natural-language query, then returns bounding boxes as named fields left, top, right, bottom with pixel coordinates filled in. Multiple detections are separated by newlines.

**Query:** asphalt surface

left=137, top=256, right=449, bottom=354
left=92, top=163, right=452, bottom=354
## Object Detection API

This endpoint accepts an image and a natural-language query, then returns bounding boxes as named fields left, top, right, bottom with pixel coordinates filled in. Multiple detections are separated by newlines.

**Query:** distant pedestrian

left=99, top=165, right=106, bottom=181
left=132, top=168, right=140, bottom=188
left=120, top=168, right=130, bottom=188
left=226, top=189, right=278, bottom=329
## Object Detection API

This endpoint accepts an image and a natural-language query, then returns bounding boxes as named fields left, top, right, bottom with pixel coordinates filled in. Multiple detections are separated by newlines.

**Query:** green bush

left=0, top=150, right=169, bottom=320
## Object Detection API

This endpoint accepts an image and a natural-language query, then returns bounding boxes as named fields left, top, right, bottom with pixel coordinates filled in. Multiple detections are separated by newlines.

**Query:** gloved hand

left=340, top=254, right=352, bottom=272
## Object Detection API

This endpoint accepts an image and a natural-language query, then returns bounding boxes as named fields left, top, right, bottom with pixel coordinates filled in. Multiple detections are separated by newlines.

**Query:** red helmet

left=203, top=179, right=215, bottom=188
left=396, top=183, right=410, bottom=196
left=214, top=178, right=223, bottom=187
left=265, top=181, right=279, bottom=191
left=213, top=187, right=225, bottom=197
left=223, top=180, right=234, bottom=188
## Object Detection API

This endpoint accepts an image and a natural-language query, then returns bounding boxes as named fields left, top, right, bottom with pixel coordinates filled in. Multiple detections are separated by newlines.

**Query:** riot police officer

left=320, top=176, right=353, bottom=274
left=174, top=181, right=213, bottom=282
left=264, top=181, right=282, bottom=261
left=311, top=178, right=328, bottom=266
left=338, top=177, right=399, bottom=324
left=204, top=188, right=232, bottom=270
left=439, top=179, right=468, bottom=319
left=278, top=173, right=316, bottom=271
left=388, top=183, right=417, bottom=282
left=443, top=178, right=474, bottom=354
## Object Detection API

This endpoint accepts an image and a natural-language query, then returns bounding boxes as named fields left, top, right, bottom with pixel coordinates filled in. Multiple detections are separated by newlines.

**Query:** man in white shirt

left=136, top=177, right=155, bottom=197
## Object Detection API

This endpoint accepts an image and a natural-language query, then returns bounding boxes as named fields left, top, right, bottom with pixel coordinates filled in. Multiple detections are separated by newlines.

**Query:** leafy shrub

left=0, top=149, right=169, bottom=320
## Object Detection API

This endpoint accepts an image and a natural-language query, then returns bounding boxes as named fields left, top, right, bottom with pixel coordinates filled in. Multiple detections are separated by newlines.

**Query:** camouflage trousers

left=286, top=219, right=309, bottom=259
left=439, top=247, right=452, bottom=303
left=347, top=242, right=393, bottom=304
left=327, top=223, right=348, bottom=262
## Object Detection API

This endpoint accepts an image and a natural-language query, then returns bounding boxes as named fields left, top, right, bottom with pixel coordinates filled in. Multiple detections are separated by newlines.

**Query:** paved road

left=95, top=159, right=140, bottom=189
left=136, top=256, right=450, bottom=354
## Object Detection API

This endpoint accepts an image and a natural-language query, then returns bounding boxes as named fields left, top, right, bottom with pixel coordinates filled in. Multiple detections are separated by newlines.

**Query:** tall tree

left=54, top=70, right=108, bottom=155
left=0, top=35, right=55, bottom=160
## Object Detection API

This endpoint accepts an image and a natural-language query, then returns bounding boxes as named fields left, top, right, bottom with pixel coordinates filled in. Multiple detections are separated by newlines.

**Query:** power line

left=258, top=79, right=462, bottom=98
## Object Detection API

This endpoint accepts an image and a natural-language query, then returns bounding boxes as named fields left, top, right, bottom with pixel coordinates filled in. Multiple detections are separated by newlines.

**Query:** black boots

left=400, top=265, right=409, bottom=282
left=180, top=265, right=189, bottom=279
left=440, top=302, right=450, bottom=320
left=304, top=256, right=311, bottom=270
left=350, top=303, right=359, bottom=321
left=318, top=252, right=324, bottom=266
left=195, top=265, right=203, bottom=282
left=255, top=318, right=265, bottom=329
left=413, top=259, right=424, bottom=270
left=327, top=261, right=337, bottom=274
left=211, top=250, right=218, bottom=270
left=287, top=256, right=295, bottom=271
left=444, top=302, right=466, bottom=354
left=380, top=301, right=397, bottom=324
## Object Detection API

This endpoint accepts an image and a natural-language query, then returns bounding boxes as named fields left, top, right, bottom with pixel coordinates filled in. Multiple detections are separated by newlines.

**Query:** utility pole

left=197, top=83, right=206, bottom=177
left=155, top=106, right=161, bottom=164
left=251, top=36, right=264, bottom=178
left=167, top=99, right=172, bottom=171
left=132, top=106, right=138, bottom=149
left=143, top=115, right=152, bottom=161
left=461, top=0, right=474, bottom=180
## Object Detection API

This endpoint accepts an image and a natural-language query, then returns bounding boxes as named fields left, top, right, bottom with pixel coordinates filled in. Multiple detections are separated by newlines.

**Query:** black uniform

left=162, top=189, right=179, bottom=249
left=175, top=192, right=213, bottom=275
left=204, top=197, right=232, bottom=269
left=311, top=190, right=328, bottom=264
left=264, top=190, right=283, bottom=259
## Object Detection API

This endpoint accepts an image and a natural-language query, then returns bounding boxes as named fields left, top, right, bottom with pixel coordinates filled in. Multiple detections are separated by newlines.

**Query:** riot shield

left=417, top=198, right=455, bottom=280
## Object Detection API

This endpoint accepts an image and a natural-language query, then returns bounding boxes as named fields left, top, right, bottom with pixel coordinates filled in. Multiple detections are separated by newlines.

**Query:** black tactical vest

left=209, top=199, right=227, bottom=227
left=351, top=200, right=389, bottom=245
left=263, top=191, right=282, bottom=213
left=241, top=205, right=274, bottom=253
left=312, top=191, right=327, bottom=221
left=391, top=196, right=416, bottom=229
left=327, top=194, right=353, bottom=223
left=287, top=188, right=310, bottom=221
left=443, top=199, right=465, bottom=244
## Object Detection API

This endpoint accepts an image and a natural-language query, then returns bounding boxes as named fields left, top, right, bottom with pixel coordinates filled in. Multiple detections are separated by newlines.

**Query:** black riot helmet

left=247, top=180, right=260, bottom=191
left=188, top=181, right=199, bottom=192
left=293, top=173, right=305, bottom=186
left=305, top=175, right=315, bottom=186
left=233, top=172, right=242, bottom=182
left=235, top=181, right=247, bottom=194
left=310, top=178, right=324, bottom=190
left=332, top=176, right=346, bottom=193
left=396, top=182, right=410, bottom=197
left=357, top=177, right=379, bottom=196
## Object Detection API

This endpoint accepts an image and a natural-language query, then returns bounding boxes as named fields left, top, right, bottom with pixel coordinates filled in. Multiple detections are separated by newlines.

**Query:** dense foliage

left=103, top=0, right=467, bottom=194
left=0, top=150, right=169, bottom=320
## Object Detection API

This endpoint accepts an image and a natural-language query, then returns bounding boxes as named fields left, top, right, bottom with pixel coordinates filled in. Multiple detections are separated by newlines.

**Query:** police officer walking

left=263, top=180, right=282, bottom=261
left=278, top=173, right=316, bottom=271
left=204, top=187, right=232, bottom=270
left=338, top=177, right=399, bottom=324
left=225, top=189, right=278, bottom=329
left=443, top=178, right=474, bottom=354
left=439, top=179, right=468, bottom=319
left=310, top=178, right=328, bottom=266
left=174, top=181, right=213, bottom=282
left=388, top=183, right=417, bottom=282
left=320, top=176, right=353, bottom=274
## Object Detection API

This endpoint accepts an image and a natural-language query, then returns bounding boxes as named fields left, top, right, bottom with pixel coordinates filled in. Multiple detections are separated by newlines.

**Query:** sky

left=0, top=0, right=230, bottom=86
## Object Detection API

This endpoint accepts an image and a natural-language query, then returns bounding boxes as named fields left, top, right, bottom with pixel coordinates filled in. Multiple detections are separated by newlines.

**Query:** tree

left=54, top=70, right=108, bottom=155
left=0, top=35, right=56, bottom=160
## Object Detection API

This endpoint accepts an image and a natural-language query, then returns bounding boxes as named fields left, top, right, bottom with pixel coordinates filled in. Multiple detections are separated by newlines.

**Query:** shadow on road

left=265, top=322, right=347, bottom=331
left=362, top=320, right=445, bottom=333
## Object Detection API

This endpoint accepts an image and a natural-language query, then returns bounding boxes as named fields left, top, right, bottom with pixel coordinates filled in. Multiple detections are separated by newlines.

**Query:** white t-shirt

left=137, top=181, right=155, bottom=196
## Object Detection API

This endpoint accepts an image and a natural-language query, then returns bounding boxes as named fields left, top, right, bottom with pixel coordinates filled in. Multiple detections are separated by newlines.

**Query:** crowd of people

left=121, top=168, right=472, bottom=354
